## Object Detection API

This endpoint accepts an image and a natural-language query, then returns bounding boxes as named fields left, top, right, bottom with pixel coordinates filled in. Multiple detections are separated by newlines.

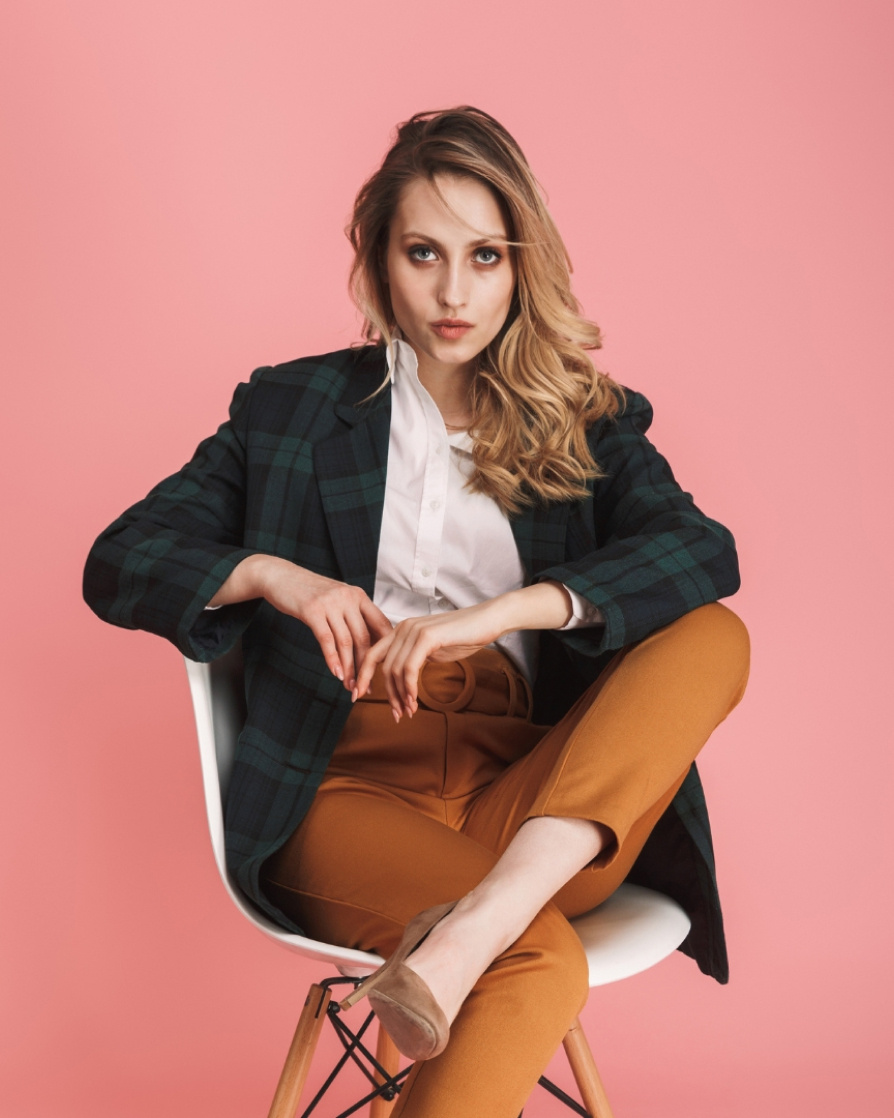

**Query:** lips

left=431, top=319, right=473, bottom=340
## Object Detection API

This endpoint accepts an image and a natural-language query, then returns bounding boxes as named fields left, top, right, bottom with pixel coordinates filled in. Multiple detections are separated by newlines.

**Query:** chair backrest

left=183, top=647, right=384, bottom=974
left=190, top=642, right=247, bottom=804
left=184, top=645, right=244, bottom=887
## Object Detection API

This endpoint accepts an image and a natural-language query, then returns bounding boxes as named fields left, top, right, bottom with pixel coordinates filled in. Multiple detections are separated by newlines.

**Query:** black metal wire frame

left=297, top=976, right=412, bottom=1118
left=532, top=1074, right=591, bottom=1117
left=304, top=975, right=591, bottom=1118
left=516, top=1073, right=592, bottom=1118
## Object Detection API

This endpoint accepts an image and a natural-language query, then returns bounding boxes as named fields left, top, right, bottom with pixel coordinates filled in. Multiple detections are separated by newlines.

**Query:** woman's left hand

left=353, top=582, right=574, bottom=720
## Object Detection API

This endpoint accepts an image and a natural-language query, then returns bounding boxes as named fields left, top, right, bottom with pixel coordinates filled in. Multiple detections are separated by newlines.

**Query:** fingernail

left=334, top=666, right=344, bottom=681
left=392, top=709, right=401, bottom=724
left=348, top=678, right=356, bottom=690
left=351, top=687, right=358, bottom=703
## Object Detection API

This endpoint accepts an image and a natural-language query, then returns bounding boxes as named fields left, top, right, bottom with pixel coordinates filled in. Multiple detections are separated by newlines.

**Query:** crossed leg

left=262, top=603, right=750, bottom=1117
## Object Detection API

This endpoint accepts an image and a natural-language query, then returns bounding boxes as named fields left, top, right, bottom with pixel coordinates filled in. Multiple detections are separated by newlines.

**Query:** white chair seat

left=573, top=882, right=691, bottom=986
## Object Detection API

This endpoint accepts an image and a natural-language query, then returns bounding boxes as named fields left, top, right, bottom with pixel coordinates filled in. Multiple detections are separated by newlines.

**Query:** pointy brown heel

left=338, top=901, right=456, bottom=1060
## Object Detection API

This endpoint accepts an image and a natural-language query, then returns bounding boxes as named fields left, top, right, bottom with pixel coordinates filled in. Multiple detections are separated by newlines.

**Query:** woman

left=84, top=106, right=749, bottom=1116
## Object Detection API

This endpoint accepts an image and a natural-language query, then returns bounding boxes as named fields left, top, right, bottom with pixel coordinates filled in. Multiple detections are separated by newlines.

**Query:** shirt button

left=430, top=499, right=441, bottom=510
left=421, top=566, right=432, bottom=578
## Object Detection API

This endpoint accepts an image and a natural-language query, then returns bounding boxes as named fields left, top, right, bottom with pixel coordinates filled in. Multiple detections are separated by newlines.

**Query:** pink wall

left=2, top=2, right=891, bottom=1115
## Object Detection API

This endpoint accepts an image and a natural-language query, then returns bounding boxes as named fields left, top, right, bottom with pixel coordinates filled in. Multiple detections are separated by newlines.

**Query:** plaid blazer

left=84, top=345, right=741, bottom=982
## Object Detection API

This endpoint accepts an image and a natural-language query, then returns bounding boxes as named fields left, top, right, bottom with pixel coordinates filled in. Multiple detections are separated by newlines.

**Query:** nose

left=438, top=259, right=468, bottom=311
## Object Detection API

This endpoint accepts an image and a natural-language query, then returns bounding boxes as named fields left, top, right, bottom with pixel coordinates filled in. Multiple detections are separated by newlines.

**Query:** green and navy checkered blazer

left=84, top=345, right=741, bottom=982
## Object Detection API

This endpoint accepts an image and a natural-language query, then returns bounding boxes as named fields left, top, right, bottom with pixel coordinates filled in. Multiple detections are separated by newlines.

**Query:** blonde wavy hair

left=348, top=106, right=623, bottom=514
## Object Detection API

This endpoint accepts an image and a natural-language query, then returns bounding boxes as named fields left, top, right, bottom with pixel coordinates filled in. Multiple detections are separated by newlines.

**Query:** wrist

left=244, top=553, right=282, bottom=601
left=496, top=582, right=573, bottom=634
left=209, top=553, right=276, bottom=607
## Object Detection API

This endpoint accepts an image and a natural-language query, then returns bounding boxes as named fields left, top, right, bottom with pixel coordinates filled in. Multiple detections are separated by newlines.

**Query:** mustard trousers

left=262, top=603, right=750, bottom=1118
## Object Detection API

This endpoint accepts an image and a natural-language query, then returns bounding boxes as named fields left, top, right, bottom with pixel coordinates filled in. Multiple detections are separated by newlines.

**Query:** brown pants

left=262, top=603, right=750, bottom=1118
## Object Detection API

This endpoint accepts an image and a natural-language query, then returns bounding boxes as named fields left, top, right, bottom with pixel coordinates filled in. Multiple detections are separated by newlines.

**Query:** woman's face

left=384, top=174, right=516, bottom=382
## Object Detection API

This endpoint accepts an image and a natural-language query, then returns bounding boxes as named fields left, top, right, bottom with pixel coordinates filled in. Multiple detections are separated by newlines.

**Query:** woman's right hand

left=208, top=554, right=392, bottom=689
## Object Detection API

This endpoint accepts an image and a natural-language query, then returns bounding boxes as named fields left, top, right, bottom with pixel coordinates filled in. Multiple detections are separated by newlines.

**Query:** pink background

left=2, top=2, right=892, bottom=1115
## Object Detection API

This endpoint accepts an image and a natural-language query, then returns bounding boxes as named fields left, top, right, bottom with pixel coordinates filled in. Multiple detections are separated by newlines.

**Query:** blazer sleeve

left=538, top=389, right=741, bottom=656
left=83, top=369, right=269, bottom=662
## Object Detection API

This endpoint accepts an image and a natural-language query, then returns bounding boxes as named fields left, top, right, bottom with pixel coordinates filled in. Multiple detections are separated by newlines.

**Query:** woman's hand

left=209, top=554, right=392, bottom=689
left=354, top=581, right=574, bottom=720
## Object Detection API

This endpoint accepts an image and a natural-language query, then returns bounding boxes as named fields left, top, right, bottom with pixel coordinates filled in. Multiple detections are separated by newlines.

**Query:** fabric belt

left=358, top=648, right=533, bottom=721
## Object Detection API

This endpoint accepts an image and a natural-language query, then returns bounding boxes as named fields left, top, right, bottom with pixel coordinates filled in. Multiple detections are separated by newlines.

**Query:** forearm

left=207, top=553, right=279, bottom=607
left=478, top=580, right=575, bottom=640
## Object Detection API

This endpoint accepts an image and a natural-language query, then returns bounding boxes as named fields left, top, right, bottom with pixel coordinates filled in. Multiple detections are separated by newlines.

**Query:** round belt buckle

left=417, top=658, right=477, bottom=713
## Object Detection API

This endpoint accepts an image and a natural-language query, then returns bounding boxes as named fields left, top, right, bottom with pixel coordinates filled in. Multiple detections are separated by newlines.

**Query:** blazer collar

left=331, top=344, right=391, bottom=426
left=314, top=347, right=392, bottom=596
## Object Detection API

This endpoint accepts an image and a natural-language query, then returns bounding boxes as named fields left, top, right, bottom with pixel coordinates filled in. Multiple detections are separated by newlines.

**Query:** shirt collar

left=385, top=335, right=417, bottom=384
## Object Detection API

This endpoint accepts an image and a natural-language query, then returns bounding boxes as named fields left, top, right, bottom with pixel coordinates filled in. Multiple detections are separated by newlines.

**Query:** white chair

left=185, top=644, right=691, bottom=1118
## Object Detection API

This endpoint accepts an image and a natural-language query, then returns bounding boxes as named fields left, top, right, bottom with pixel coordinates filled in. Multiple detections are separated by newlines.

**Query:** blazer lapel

left=510, top=499, right=571, bottom=577
left=313, top=357, right=392, bottom=598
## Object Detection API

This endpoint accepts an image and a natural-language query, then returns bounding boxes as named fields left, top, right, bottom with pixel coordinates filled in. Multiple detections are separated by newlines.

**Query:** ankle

left=421, top=894, right=524, bottom=964
left=453, top=887, right=536, bottom=949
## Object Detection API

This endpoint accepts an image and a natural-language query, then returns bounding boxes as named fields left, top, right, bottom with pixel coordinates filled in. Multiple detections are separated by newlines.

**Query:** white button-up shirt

left=373, top=338, right=602, bottom=682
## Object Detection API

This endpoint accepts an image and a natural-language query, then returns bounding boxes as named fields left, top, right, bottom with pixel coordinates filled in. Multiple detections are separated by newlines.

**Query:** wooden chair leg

left=267, top=982, right=332, bottom=1118
left=562, top=1016, right=615, bottom=1118
left=369, top=1024, right=401, bottom=1118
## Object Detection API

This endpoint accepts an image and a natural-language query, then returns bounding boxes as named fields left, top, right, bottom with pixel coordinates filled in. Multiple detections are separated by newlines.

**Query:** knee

left=680, top=602, right=750, bottom=700
left=510, top=905, right=590, bottom=1016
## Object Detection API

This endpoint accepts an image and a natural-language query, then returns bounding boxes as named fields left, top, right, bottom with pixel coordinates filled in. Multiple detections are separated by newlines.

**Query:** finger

left=381, top=647, right=410, bottom=720
left=354, top=632, right=392, bottom=702
left=381, top=624, right=428, bottom=717
left=398, top=639, right=433, bottom=713
left=378, top=629, right=415, bottom=719
left=325, top=614, right=358, bottom=688
left=343, top=609, right=373, bottom=688
left=307, top=617, right=347, bottom=682
left=360, top=598, right=394, bottom=643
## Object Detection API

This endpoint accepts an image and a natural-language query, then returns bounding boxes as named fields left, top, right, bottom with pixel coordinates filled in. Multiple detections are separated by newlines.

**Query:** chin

left=429, top=333, right=486, bottom=362
left=436, top=347, right=481, bottom=371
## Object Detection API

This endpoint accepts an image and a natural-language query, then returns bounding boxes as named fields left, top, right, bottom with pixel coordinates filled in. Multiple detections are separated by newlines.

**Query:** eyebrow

left=399, top=231, right=508, bottom=248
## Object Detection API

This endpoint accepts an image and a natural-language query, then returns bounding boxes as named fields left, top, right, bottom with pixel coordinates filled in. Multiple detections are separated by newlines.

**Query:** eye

left=408, top=245, right=437, bottom=262
left=474, top=247, right=503, bottom=265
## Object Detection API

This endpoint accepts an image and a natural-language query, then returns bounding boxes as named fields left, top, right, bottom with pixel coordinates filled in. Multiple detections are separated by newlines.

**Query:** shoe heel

left=339, top=973, right=380, bottom=1010
left=337, top=901, right=457, bottom=1013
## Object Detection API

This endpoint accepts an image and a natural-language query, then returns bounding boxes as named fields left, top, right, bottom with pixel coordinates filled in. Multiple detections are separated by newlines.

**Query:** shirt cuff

left=558, top=585, right=605, bottom=630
